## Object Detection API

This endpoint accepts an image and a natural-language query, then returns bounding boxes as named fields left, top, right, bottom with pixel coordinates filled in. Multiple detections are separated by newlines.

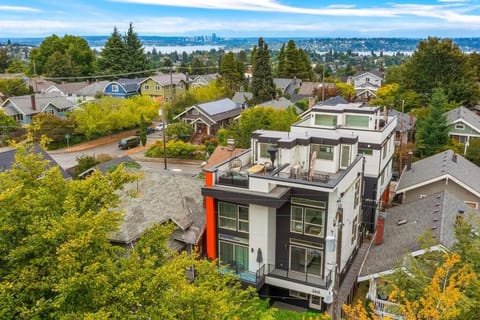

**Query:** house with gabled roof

left=104, top=78, right=145, bottom=98
left=273, top=78, right=302, bottom=98
left=173, top=98, right=241, bottom=136
left=445, top=106, right=480, bottom=154
left=190, top=73, right=219, bottom=88
left=45, top=81, right=90, bottom=102
left=139, top=73, right=187, bottom=102
left=96, top=156, right=206, bottom=254
left=75, top=80, right=109, bottom=102
left=256, top=97, right=301, bottom=114
left=28, top=77, right=57, bottom=93
left=0, top=93, right=76, bottom=125
left=346, top=70, right=384, bottom=102
left=358, top=190, right=479, bottom=319
left=232, top=91, right=253, bottom=109
left=396, top=150, right=480, bottom=209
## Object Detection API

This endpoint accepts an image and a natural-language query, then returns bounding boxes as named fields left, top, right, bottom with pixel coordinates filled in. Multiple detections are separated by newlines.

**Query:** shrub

left=146, top=140, right=205, bottom=160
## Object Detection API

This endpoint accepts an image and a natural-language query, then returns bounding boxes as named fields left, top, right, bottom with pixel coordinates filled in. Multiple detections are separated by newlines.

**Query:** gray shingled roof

left=445, top=106, right=480, bottom=133
left=109, top=167, right=205, bottom=248
left=75, top=80, right=109, bottom=97
left=352, top=70, right=384, bottom=79
left=321, top=96, right=348, bottom=106
left=117, top=78, right=146, bottom=93
left=381, top=109, right=416, bottom=131
left=0, top=144, right=71, bottom=179
left=396, top=150, right=480, bottom=196
left=359, top=191, right=479, bottom=279
left=232, top=91, right=253, bottom=104
left=273, top=78, right=294, bottom=92
left=147, top=73, right=187, bottom=86
left=2, top=93, right=76, bottom=115
left=257, top=97, right=301, bottom=113
left=52, top=82, right=90, bottom=95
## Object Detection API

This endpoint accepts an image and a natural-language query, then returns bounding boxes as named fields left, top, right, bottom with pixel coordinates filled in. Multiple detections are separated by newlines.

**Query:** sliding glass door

left=289, top=245, right=323, bottom=277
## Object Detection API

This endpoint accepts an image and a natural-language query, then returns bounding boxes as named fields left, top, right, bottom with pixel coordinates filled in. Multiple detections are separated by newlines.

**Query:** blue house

left=0, top=93, right=76, bottom=126
left=103, top=78, right=145, bottom=98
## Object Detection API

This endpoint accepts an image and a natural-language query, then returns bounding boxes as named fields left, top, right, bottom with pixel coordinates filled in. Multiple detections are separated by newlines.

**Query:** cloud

left=0, top=5, right=40, bottom=12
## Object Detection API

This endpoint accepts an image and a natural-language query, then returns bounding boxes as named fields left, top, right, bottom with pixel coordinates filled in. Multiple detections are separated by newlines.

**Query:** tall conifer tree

left=251, top=38, right=275, bottom=104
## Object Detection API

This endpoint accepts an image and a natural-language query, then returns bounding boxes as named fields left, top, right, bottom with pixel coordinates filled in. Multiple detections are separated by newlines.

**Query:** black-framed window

left=290, top=245, right=323, bottom=277
left=218, top=202, right=249, bottom=233
left=311, top=144, right=334, bottom=161
left=290, top=198, right=326, bottom=237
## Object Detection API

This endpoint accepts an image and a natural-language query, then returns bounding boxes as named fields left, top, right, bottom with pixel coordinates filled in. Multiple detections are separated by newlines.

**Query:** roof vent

left=436, top=203, right=441, bottom=207
left=436, top=195, right=441, bottom=199
left=431, top=226, right=437, bottom=230
left=397, top=219, right=408, bottom=226
left=433, top=218, right=439, bottom=222
left=434, top=209, right=440, bottom=213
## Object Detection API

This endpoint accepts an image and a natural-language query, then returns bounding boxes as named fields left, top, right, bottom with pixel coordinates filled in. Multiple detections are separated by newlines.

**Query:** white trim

left=173, top=105, right=216, bottom=124
left=450, top=119, right=480, bottom=134
left=396, top=173, right=480, bottom=199
left=0, top=100, right=26, bottom=116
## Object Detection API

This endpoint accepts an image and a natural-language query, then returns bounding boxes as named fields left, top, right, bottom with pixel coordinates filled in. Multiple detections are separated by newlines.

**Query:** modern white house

left=297, top=102, right=397, bottom=233
left=202, top=129, right=364, bottom=312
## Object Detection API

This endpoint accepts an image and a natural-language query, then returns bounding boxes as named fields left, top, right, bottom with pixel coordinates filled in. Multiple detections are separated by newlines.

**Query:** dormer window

left=111, top=84, right=119, bottom=92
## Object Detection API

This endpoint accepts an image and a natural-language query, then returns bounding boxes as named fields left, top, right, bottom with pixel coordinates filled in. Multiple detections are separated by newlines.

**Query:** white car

left=155, top=123, right=167, bottom=131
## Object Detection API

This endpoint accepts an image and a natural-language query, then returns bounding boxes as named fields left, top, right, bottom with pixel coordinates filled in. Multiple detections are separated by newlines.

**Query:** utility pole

left=322, top=64, right=325, bottom=101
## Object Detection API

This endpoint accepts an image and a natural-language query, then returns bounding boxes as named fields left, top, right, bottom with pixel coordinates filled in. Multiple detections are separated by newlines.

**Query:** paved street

left=46, top=132, right=203, bottom=176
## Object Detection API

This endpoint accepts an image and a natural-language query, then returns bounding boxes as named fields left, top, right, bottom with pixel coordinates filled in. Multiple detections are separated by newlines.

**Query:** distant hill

left=1, top=36, right=480, bottom=53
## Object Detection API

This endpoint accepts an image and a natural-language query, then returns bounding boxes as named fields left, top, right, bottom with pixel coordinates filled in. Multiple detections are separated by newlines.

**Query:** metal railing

left=267, top=265, right=332, bottom=289
left=368, top=294, right=404, bottom=320
left=219, top=264, right=266, bottom=287
left=215, top=170, right=249, bottom=188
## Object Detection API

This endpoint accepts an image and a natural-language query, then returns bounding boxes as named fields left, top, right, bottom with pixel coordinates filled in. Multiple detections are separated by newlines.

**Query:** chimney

left=30, top=94, right=36, bottom=111
left=375, top=212, right=386, bottom=245
left=406, top=151, right=413, bottom=171
left=86, top=79, right=90, bottom=85
left=452, top=153, right=457, bottom=163
left=227, top=138, right=235, bottom=151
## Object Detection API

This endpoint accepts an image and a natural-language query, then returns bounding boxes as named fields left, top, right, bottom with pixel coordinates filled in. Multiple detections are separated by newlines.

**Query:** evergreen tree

left=277, top=44, right=286, bottom=77
left=98, top=27, right=127, bottom=76
left=124, top=22, right=149, bottom=76
left=251, top=38, right=275, bottom=104
left=415, top=88, right=450, bottom=157
left=220, top=52, right=244, bottom=94
left=191, top=57, right=205, bottom=75
left=0, top=48, right=8, bottom=73
left=297, top=48, right=314, bottom=80
left=284, top=40, right=299, bottom=78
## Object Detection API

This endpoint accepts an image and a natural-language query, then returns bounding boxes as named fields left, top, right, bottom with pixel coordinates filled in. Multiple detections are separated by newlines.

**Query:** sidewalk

left=49, top=130, right=138, bottom=154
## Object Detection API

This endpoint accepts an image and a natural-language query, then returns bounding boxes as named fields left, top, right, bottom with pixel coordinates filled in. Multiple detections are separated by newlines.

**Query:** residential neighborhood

left=1, top=15, right=480, bottom=320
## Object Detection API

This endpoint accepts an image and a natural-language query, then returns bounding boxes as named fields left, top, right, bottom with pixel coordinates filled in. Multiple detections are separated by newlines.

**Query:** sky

left=1, top=0, right=480, bottom=38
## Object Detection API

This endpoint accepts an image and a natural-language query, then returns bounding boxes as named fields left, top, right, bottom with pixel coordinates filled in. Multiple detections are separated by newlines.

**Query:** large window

left=354, top=179, right=360, bottom=209
left=219, top=241, right=249, bottom=271
left=218, top=202, right=249, bottom=233
left=351, top=216, right=358, bottom=244
left=290, top=245, right=322, bottom=276
left=358, top=147, right=373, bottom=156
left=311, top=144, right=334, bottom=161
left=314, top=114, right=337, bottom=127
left=290, top=198, right=326, bottom=237
left=345, top=115, right=369, bottom=128
left=259, top=143, right=275, bottom=158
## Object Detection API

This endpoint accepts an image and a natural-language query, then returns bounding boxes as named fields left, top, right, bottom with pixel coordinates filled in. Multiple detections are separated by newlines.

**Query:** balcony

left=219, top=264, right=265, bottom=289
left=267, top=265, right=332, bottom=289
left=216, top=170, right=249, bottom=188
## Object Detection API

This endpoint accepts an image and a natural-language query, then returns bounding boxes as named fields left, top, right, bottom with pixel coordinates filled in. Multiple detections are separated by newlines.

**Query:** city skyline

left=1, top=0, right=480, bottom=38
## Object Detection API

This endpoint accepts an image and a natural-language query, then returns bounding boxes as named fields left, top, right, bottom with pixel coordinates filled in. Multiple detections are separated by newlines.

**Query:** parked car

left=135, top=127, right=155, bottom=135
left=118, top=136, right=140, bottom=150
left=155, top=123, right=168, bottom=131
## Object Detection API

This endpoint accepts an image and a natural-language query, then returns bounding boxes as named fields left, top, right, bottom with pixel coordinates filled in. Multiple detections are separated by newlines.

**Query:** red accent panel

left=205, top=196, right=217, bottom=259
left=375, top=213, right=385, bottom=245
left=205, top=171, right=214, bottom=187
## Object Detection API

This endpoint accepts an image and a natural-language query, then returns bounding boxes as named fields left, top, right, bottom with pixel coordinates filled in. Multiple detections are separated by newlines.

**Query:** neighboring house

left=75, top=80, right=109, bottom=102
left=273, top=78, right=302, bottom=98
left=346, top=71, right=384, bottom=102
left=202, top=145, right=247, bottom=170
left=202, top=126, right=365, bottom=312
left=45, top=81, right=90, bottom=103
left=297, top=81, right=336, bottom=101
left=299, top=102, right=397, bottom=233
left=190, top=73, right=219, bottom=88
left=173, top=98, right=241, bottom=136
left=256, top=97, right=301, bottom=114
left=28, top=77, right=57, bottom=93
left=381, top=109, right=416, bottom=146
left=84, top=156, right=206, bottom=254
left=103, top=78, right=145, bottom=98
left=395, top=150, right=480, bottom=209
left=445, top=106, right=480, bottom=154
left=358, top=191, right=479, bottom=319
left=0, top=144, right=71, bottom=179
left=139, top=73, right=188, bottom=102
left=232, top=91, right=253, bottom=109
left=0, top=93, right=76, bottom=125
